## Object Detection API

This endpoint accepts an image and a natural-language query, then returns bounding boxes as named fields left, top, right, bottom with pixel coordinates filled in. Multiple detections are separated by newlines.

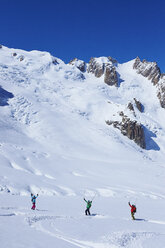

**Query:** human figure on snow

left=84, top=198, right=92, bottom=215
left=31, top=193, right=38, bottom=210
left=128, top=202, right=136, bottom=220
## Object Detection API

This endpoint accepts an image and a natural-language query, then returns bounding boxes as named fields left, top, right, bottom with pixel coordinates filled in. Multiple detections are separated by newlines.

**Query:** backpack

left=132, top=205, right=136, bottom=213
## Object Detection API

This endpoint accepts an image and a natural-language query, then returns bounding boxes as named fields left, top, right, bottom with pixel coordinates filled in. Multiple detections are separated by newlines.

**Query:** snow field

left=1, top=194, right=165, bottom=248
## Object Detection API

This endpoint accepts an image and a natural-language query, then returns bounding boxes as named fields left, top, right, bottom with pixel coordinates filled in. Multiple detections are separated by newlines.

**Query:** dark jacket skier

left=128, top=202, right=136, bottom=220
left=84, top=198, right=92, bottom=215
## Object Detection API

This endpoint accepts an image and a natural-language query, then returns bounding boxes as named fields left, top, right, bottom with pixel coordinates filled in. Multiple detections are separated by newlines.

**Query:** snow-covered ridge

left=0, top=44, right=165, bottom=196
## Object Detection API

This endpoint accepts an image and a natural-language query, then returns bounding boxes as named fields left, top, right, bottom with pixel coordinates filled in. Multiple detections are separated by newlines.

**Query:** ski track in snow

left=28, top=216, right=162, bottom=248
left=23, top=211, right=165, bottom=248
left=1, top=204, right=165, bottom=248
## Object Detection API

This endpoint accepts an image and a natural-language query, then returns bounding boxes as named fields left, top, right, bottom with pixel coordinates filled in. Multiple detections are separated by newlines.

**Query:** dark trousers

left=85, top=208, right=91, bottom=215
left=131, top=212, right=135, bottom=220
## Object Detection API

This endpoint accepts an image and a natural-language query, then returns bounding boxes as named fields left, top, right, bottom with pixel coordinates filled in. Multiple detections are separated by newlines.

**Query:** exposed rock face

left=19, top=56, right=24, bottom=61
left=157, top=79, right=165, bottom=108
left=104, top=66, right=118, bottom=86
left=107, top=56, right=117, bottom=64
left=87, top=57, right=118, bottom=86
left=87, top=57, right=104, bottom=77
left=12, top=53, right=24, bottom=62
left=133, top=57, right=161, bottom=85
left=69, top=58, right=86, bottom=72
left=106, top=114, right=146, bottom=149
left=133, top=57, right=165, bottom=109
left=52, top=58, right=59, bottom=65
left=121, top=119, right=145, bottom=149
left=127, top=102, right=134, bottom=112
left=127, top=99, right=143, bottom=115
left=69, top=56, right=119, bottom=86
left=134, top=98, right=143, bottom=112
left=0, top=44, right=3, bottom=49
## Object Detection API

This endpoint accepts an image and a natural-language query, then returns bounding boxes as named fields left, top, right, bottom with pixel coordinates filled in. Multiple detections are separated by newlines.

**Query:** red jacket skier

left=128, top=202, right=136, bottom=220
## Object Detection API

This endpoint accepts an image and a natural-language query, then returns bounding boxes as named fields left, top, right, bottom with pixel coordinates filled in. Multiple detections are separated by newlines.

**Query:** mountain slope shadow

left=0, top=86, right=14, bottom=106
left=144, top=127, right=160, bottom=151
left=117, top=72, right=124, bottom=87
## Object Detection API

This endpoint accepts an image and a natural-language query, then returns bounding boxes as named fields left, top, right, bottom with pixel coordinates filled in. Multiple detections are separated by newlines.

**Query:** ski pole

left=37, top=189, right=41, bottom=196
left=85, top=191, right=93, bottom=199
left=92, top=192, right=97, bottom=201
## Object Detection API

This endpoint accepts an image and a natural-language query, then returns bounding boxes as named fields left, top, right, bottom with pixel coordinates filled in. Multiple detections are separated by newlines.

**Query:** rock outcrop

left=104, top=66, right=118, bottom=86
left=107, top=56, right=117, bottom=64
left=12, top=53, right=24, bottom=62
left=52, top=58, right=59, bottom=65
left=69, top=56, right=119, bottom=86
left=19, top=56, right=24, bottom=62
left=69, top=58, right=86, bottom=72
left=133, top=57, right=165, bottom=109
left=87, top=57, right=105, bottom=77
left=0, top=44, right=3, bottom=49
left=127, top=102, right=134, bottom=112
left=127, top=98, right=143, bottom=114
left=87, top=57, right=118, bottom=86
left=106, top=113, right=146, bottom=149
left=157, top=78, right=165, bottom=108
left=134, top=98, right=143, bottom=112
left=133, top=57, right=161, bottom=85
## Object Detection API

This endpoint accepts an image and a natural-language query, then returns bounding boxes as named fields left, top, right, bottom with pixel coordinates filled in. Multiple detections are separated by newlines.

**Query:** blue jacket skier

left=31, top=193, right=38, bottom=210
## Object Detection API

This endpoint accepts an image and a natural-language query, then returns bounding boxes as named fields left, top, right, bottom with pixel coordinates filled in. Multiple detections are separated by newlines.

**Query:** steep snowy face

left=0, top=45, right=165, bottom=196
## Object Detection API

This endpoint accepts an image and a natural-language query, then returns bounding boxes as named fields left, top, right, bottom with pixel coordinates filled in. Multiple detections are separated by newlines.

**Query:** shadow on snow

left=117, top=72, right=124, bottom=87
left=0, top=86, right=14, bottom=106
left=144, top=127, right=160, bottom=151
left=135, top=218, right=147, bottom=221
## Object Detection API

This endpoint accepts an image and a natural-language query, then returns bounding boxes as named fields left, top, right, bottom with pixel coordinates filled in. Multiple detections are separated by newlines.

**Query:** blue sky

left=1, top=0, right=165, bottom=71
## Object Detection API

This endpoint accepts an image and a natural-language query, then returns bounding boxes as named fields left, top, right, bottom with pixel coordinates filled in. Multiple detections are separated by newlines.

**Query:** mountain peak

left=133, top=56, right=161, bottom=85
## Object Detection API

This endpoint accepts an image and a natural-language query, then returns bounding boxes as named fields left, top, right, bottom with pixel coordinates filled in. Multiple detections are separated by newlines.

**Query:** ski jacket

left=31, top=195, right=38, bottom=204
left=129, top=203, right=136, bottom=213
left=84, top=199, right=92, bottom=209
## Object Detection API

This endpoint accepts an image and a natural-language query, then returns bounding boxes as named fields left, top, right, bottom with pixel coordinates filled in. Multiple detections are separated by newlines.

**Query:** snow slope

left=0, top=45, right=165, bottom=247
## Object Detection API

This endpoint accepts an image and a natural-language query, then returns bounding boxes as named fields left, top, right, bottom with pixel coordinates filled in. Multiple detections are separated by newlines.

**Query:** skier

left=84, top=198, right=92, bottom=215
left=31, top=193, right=38, bottom=210
left=128, top=202, right=136, bottom=220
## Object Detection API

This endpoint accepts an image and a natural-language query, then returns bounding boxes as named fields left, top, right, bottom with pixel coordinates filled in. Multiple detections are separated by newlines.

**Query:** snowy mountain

left=0, top=45, right=165, bottom=248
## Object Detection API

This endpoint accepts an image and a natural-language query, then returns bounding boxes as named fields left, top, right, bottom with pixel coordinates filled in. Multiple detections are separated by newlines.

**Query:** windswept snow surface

left=0, top=46, right=165, bottom=247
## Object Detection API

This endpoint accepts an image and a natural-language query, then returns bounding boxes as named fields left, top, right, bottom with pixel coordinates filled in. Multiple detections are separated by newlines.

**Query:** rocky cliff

left=157, top=76, right=165, bottom=108
left=133, top=57, right=161, bottom=85
left=106, top=112, right=146, bottom=149
left=69, top=56, right=118, bottom=86
left=87, top=57, right=118, bottom=86
left=69, top=58, right=86, bottom=72
left=133, top=57, right=165, bottom=109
